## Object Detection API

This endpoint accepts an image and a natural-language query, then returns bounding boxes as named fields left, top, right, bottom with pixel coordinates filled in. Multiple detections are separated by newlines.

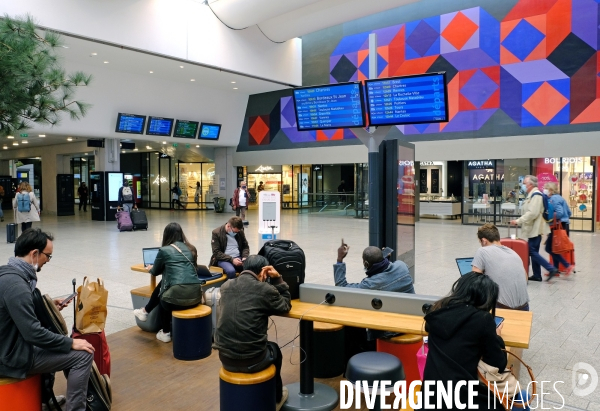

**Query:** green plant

left=0, top=14, right=92, bottom=136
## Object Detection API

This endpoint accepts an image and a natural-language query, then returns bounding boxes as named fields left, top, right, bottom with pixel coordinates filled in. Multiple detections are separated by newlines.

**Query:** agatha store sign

left=152, top=175, right=168, bottom=185
left=253, top=165, right=282, bottom=173
left=467, top=160, right=495, bottom=169
left=544, top=157, right=583, bottom=164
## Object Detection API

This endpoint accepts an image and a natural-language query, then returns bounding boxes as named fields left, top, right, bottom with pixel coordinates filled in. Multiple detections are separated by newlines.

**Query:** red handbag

left=552, top=223, right=573, bottom=254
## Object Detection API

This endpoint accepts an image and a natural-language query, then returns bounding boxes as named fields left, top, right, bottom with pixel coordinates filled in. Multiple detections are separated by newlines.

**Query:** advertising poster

left=107, top=173, right=124, bottom=202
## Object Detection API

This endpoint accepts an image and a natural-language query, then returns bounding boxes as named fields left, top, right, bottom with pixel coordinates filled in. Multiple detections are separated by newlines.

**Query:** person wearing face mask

left=544, top=182, right=575, bottom=276
left=232, top=180, right=249, bottom=222
left=210, top=217, right=250, bottom=279
left=0, top=228, right=94, bottom=411
left=471, top=224, right=530, bottom=311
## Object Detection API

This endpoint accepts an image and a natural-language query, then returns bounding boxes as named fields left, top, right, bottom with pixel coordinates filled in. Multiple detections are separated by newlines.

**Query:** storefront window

left=282, top=165, right=293, bottom=208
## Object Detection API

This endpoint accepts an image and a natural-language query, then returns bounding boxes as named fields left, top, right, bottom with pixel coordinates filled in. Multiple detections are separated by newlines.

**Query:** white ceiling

left=58, top=35, right=291, bottom=94
left=210, top=0, right=422, bottom=42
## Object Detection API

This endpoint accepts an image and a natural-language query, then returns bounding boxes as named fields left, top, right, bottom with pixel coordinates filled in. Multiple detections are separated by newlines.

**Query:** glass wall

left=462, top=157, right=596, bottom=232
left=397, top=143, right=416, bottom=277
left=70, top=156, right=95, bottom=205
left=175, top=162, right=216, bottom=209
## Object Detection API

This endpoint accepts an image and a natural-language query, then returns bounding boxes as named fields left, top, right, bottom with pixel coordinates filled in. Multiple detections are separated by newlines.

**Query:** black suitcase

left=6, top=223, right=17, bottom=243
left=130, top=209, right=148, bottom=230
left=258, top=240, right=305, bottom=299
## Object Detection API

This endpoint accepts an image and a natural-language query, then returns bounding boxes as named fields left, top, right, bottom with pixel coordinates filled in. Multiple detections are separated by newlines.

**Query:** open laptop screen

left=455, top=257, right=474, bottom=276
left=143, top=247, right=160, bottom=266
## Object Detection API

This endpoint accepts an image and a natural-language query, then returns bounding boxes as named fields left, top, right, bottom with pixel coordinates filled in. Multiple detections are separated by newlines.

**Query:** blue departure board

left=365, top=72, right=448, bottom=126
left=293, top=82, right=365, bottom=131
left=115, top=113, right=146, bottom=134
left=199, top=123, right=221, bottom=140
left=146, top=117, right=174, bottom=136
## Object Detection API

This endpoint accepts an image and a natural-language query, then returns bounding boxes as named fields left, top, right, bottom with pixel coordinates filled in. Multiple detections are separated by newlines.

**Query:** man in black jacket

left=0, top=229, right=94, bottom=411
left=214, top=255, right=291, bottom=410
left=210, top=216, right=250, bottom=279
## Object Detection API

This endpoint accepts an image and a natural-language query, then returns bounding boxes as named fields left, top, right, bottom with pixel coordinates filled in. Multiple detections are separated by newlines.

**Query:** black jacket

left=209, top=224, right=250, bottom=267
left=213, top=271, right=291, bottom=360
left=0, top=266, right=72, bottom=379
left=423, top=304, right=507, bottom=410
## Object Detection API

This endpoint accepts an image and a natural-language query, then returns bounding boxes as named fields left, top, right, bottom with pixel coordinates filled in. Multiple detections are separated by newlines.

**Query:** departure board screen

left=173, top=120, right=199, bottom=138
left=199, top=123, right=221, bottom=140
left=146, top=117, right=174, bottom=136
left=365, top=72, right=448, bottom=126
left=115, top=113, right=146, bottom=134
left=293, top=82, right=365, bottom=131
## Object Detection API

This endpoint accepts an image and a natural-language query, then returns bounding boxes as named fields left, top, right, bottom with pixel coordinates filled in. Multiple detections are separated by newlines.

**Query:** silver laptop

left=143, top=247, right=160, bottom=266
left=455, top=257, right=474, bottom=276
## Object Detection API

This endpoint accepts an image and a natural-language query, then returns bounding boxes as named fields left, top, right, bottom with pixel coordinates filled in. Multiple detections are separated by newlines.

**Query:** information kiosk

left=258, top=190, right=281, bottom=248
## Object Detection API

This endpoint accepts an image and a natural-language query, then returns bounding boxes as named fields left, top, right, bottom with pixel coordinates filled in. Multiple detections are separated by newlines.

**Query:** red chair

left=377, top=334, right=423, bottom=386
left=0, top=374, right=41, bottom=410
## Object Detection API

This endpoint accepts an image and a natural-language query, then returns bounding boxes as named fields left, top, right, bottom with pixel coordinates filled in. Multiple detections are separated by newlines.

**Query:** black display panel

left=198, top=123, right=221, bottom=140
left=146, top=116, right=174, bottom=136
left=115, top=113, right=146, bottom=134
left=293, top=82, right=365, bottom=131
left=365, top=72, right=448, bottom=126
left=173, top=120, right=199, bottom=138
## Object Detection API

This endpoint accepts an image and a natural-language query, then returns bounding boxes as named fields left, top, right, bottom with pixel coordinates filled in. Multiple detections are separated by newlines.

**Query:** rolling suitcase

left=130, top=208, right=148, bottom=230
left=115, top=210, right=133, bottom=232
left=72, top=329, right=111, bottom=376
left=500, top=226, right=529, bottom=280
left=6, top=223, right=17, bottom=243
left=258, top=240, right=306, bottom=299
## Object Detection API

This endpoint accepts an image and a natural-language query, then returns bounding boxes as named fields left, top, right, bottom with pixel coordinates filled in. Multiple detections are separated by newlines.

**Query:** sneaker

left=134, top=308, right=148, bottom=322
left=276, top=386, right=289, bottom=411
left=547, top=269, right=559, bottom=281
left=156, top=330, right=171, bottom=343
left=528, top=276, right=542, bottom=282
left=565, top=265, right=576, bottom=276
left=42, top=395, right=66, bottom=411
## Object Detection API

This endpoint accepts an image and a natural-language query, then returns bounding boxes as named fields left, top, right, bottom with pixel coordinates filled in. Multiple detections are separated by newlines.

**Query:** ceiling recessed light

left=22, top=140, right=28, bottom=144
left=61, top=45, right=69, bottom=49
left=67, top=137, right=73, bottom=141
left=231, top=81, right=236, bottom=84
left=13, top=142, right=18, bottom=146
left=91, top=52, right=97, bottom=56
left=180, top=65, right=184, bottom=68
left=146, top=146, right=152, bottom=149
left=103, top=61, right=109, bottom=64
left=162, top=141, right=167, bottom=144
left=7, top=136, right=14, bottom=139
left=133, top=148, right=138, bottom=151
left=38, top=134, right=45, bottom=137
left=149, top=71, right=153, bottom=73
left=233, top=87, right=238, bottom=90
left=196, top=145, right=200, bottom=148
left=2, top=146, right=7, bottom=150
left=190, top=79, right=195, bottom=82
left=122, top=150, right=125, bottom=153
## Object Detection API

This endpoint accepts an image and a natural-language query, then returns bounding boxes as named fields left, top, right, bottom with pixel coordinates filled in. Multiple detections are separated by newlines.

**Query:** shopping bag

left=552, top=223, right=573, bottom=254
left=75, top=277, right=108, bottom=334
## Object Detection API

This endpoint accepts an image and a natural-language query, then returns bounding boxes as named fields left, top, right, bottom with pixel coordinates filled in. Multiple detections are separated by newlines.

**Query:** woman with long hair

left=194, top=181, right=201, bottom=208
left=13, top=182, right=40, bottom=233
left=134, top=223, right=201, bottom=342
left=423, top=272, right=508, bottom=410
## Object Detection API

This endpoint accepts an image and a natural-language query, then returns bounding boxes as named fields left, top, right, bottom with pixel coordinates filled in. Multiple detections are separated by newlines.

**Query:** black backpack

left=258, top=240, right=306, bottom=299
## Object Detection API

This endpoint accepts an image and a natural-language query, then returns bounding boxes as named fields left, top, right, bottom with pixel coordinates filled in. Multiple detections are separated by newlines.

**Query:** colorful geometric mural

left=247, top=0, right=600, bottom=146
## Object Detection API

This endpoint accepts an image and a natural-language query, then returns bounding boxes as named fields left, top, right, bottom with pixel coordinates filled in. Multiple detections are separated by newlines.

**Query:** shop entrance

left=71, top=155, right=95, bottom=205
left=247, top=172, right=282, bottom=210
left=176, top=162, right=216, bottom=209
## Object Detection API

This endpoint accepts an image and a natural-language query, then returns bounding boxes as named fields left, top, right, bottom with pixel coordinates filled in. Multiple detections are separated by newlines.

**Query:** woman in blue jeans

left=544, top=182, right=575, bottom=275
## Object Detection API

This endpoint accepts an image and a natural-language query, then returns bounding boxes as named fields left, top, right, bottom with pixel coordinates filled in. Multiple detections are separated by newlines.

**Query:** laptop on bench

left=455, top=257, right=474, bottom=276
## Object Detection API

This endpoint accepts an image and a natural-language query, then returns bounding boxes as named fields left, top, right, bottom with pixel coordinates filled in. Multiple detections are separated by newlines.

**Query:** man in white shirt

left=232, top=180, right=248, bottom=222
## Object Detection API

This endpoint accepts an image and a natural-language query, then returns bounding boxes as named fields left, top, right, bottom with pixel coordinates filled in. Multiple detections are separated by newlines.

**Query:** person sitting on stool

left=210, top=217, right=249, bottom=279
left=334, top=240, right=415, bottom=356
left=213, top=255, right=291, bottom=410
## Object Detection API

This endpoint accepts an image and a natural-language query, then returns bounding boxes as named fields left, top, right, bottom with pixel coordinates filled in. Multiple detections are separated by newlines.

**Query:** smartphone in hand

left=60, top=292, right=78, bottom=308
left=494, top=316, right=504, bottom=328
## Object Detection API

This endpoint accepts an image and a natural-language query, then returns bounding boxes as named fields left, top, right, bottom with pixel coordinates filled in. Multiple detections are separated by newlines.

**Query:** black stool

left=172, top=305, right=212, bottom=360
left=312, top=322, right=345, bottom=378
left=220, top=364, right=276, bottom=411
left=345, top=352, right=405, bottom=411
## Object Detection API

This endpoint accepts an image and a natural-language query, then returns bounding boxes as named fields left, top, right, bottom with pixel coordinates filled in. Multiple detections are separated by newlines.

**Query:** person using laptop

left=471, top=223, right=529, bottom=311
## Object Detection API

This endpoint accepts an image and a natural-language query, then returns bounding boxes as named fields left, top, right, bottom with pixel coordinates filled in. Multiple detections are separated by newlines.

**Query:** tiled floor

left=2, top=208, right=598, bottom=409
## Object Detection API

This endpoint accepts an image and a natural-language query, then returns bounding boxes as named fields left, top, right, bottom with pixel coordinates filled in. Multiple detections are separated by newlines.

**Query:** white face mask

left=543, top=189, right=549, bottom=195
left=32, top=252, right=39, bottom=272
